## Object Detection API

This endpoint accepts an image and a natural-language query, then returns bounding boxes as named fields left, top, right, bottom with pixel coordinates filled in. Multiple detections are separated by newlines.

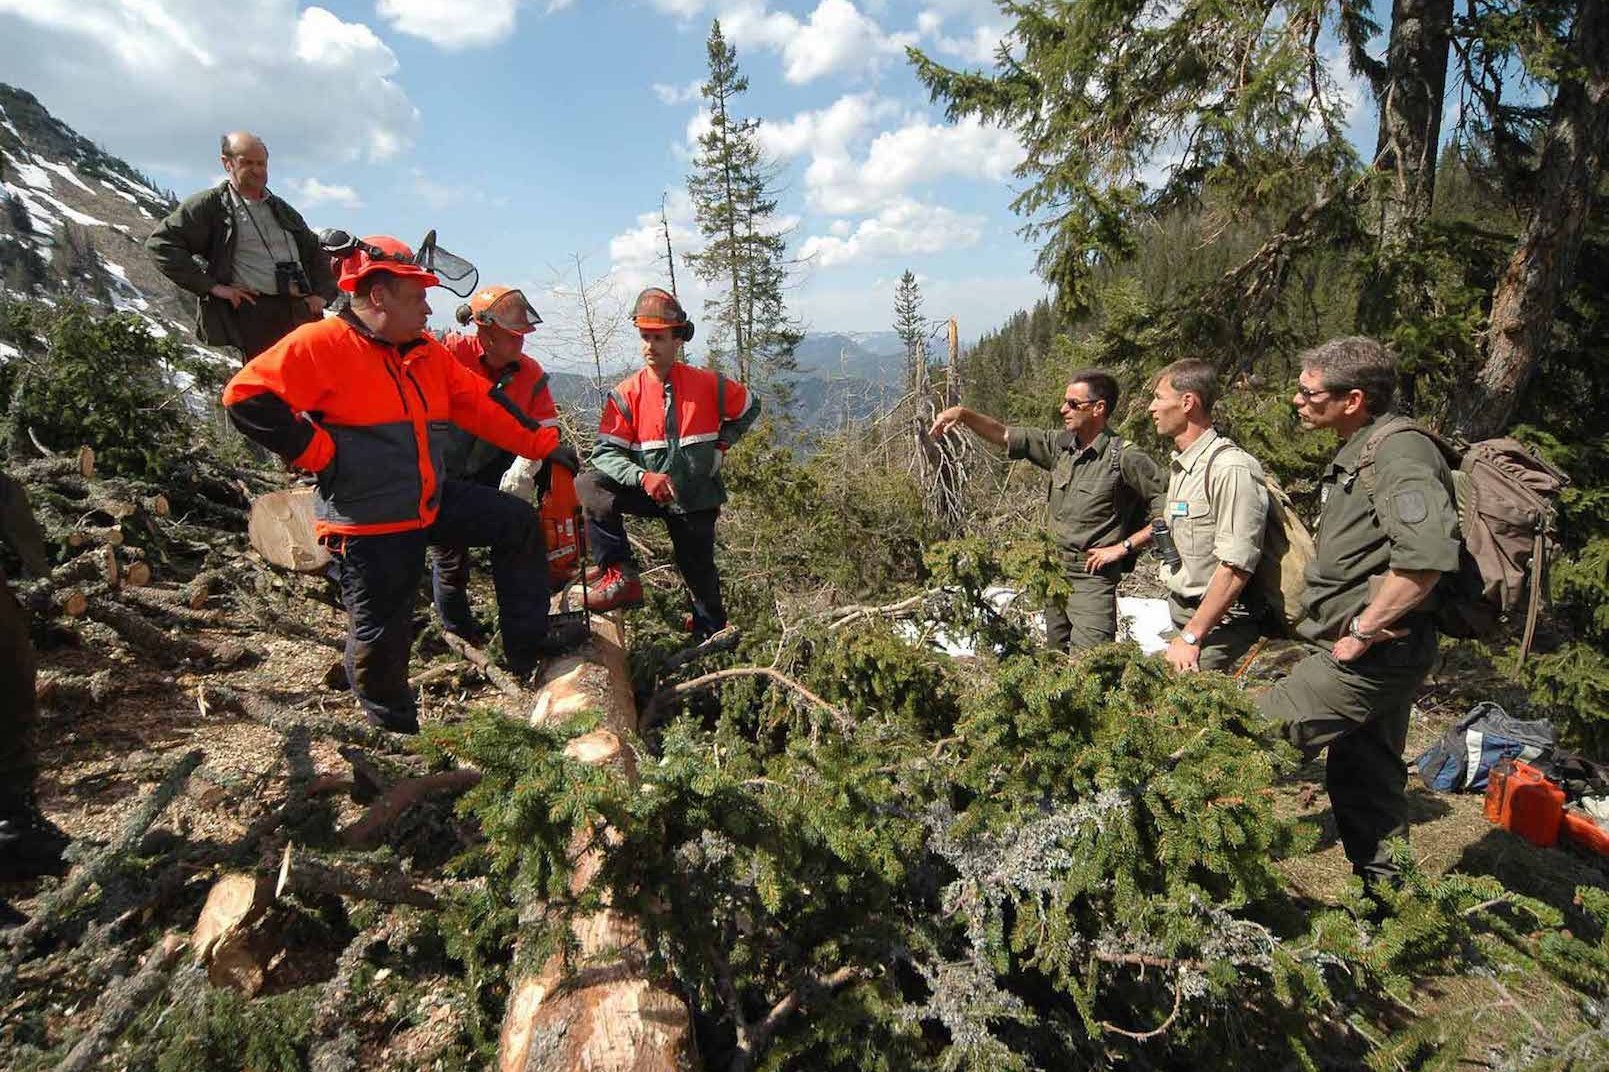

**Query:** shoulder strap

left=608, top=388, right=634, bottom=426
left=1200, top=437, right=1237, bottom=511
left=1356, top=418, right=1459, bottom=495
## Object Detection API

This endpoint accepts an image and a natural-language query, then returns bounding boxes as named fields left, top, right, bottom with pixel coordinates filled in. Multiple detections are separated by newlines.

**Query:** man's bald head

left=220, top=131, right=266, bottom=158
left=219, top=132, right=269, bottom=199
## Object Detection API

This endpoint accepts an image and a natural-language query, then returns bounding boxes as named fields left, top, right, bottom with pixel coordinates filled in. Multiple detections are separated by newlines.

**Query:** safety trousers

left=575, top=470, right=725, bottom=637
left=328, top=479, right=548, bottom=730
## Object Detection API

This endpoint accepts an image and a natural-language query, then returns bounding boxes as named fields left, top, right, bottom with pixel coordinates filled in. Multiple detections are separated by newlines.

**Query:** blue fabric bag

left=1415, top=701, right=1555, bottom=793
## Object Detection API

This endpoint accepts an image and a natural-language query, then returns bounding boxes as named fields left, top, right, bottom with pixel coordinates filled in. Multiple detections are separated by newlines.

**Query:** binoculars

left=1150, top=518, right=1182, bottom=572
left=274, top=259, right=312, bottom=297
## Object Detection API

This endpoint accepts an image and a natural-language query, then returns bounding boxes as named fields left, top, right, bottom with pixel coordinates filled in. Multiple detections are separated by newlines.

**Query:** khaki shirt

left=1297, top=414, right=1460, bottom=641
left=1006, top=427, right=1164, bottom=556
left=1158, top=428, right=1268, bottom=600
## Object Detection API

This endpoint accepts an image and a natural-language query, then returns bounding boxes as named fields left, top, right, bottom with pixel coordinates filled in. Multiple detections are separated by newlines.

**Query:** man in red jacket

left=432, top=284, right=578, bottom=643
left=223, top=237, right=581, bottom=732
left=579, top=288, right=760, bottom=639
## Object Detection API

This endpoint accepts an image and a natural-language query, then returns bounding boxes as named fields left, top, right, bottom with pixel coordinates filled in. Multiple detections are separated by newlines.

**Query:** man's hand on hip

left=209, top=283, right=257, bottom=308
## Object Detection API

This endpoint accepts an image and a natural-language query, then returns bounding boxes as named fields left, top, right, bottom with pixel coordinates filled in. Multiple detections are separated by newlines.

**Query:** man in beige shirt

left=1148, top=359, right=1269, bottom=673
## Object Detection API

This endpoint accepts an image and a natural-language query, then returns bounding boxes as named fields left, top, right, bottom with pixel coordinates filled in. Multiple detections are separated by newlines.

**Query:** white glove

left=499, top=456, right=542, bottom=500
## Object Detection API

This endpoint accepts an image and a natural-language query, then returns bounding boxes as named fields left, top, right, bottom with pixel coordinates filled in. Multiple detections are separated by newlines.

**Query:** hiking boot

left=584, top=564, right=643, bottom=613
left=364, top=709, right=421, bottom=735
left=0, top=802, right=71, bottom=882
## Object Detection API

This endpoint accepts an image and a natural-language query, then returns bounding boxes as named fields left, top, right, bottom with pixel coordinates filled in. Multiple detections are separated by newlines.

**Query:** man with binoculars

left=147, top=131, right=336, bottom=360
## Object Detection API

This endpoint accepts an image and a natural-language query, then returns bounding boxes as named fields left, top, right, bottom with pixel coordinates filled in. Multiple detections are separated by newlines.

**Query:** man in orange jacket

left=579, top=288, right=760, bottom=639
left=223, top=237, right=582, bottom=732
left=431, top=284, right=579, bottom=643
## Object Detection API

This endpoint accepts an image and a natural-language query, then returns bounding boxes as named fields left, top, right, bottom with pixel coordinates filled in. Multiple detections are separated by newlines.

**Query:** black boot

left=0, top=794, right=71, bottom=882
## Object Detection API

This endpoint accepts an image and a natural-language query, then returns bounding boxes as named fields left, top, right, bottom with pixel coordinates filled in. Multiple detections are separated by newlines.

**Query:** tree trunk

left=1456, top=0, right=1609, bottom=439
left=1373, top=0, right=1454, bottom=251
left=497, top=614, right=692, bottom=1072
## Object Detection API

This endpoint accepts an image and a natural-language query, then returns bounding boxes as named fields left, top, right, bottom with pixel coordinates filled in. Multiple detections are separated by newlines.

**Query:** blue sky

left=0, top=1, right=1376, bottom=373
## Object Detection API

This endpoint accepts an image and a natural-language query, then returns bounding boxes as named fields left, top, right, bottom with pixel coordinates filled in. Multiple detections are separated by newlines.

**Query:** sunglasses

left=1295, top=383, right=1349, bottom=402
left=1061, top=397, right=1101, bottom=410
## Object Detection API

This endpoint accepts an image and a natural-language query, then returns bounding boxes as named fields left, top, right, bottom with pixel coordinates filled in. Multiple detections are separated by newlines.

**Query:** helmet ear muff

left=678, top=321, right=695, bottom=342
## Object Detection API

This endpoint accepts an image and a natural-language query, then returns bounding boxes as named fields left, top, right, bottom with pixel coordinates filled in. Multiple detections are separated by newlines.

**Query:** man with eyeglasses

left=1259, top=336, right=1459, bottom=892
left=1147, top=358, right=1270, bottom=673
left=931, top=369, right=1164, bottom=652
left=222, top=237, right=581, bottom=733
left=147, top=132, right=336, bottom=359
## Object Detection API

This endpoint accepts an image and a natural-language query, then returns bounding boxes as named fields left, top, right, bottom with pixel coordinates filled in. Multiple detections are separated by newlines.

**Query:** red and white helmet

left=336, top=235, right=442, bottom=293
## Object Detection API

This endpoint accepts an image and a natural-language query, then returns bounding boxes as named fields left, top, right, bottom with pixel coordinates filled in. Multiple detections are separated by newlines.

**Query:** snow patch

left=35, top=158, right=94, bottom=194
left=2, top=151, right=55, bottom=192
left=100, top=180, right=139, bottom=204
left=105, top=170, right=163, bottom=202
left=897, top=590, right=1174, bottom=658
left=0, top=341, right=20, bottom=364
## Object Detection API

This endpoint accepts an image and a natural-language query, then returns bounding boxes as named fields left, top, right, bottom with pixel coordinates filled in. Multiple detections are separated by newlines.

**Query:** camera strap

left=233, top=186, right=297, bottom=267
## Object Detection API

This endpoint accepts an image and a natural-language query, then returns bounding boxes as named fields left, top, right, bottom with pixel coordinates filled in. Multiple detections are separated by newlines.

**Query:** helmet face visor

left=413, top=230, right=480, bottom=298
left=480, top=289, right=542, bottom=334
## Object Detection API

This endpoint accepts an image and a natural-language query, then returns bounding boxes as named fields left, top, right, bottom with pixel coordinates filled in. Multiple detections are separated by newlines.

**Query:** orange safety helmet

left=458, top=284, right=543, bottom=334
left=337, top=235, right=442, bottom=293
left=630, top=287, right=694, bottom=341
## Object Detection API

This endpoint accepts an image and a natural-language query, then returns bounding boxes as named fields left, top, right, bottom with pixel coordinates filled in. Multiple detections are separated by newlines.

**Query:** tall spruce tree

left=686, top=20, right=802, bottom=396
left=892, top=269, right=928, bottom=396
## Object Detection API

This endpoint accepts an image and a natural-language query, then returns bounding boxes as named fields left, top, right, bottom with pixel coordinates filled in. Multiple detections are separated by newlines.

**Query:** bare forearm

left=1354, top=570, right=1440, bottom=634
left=1185, top=564, right=1251, bottom=639
left=931, top=405, right=1008, bottom=447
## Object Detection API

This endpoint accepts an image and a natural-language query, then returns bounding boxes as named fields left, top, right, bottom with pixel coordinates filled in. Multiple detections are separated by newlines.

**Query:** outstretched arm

left=929, top=405, right=1007, bottom=447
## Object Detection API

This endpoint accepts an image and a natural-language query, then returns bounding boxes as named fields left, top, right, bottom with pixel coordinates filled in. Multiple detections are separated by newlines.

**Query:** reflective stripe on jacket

left=590, top=362, right=760, bottom=514
left=222, top=314, right=559, bottom=537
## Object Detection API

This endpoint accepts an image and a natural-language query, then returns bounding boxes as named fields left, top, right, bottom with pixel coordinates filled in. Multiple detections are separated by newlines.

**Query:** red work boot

left=584, top=564, right=644, bottom=613
left=584, top=562, right=607, bottom=584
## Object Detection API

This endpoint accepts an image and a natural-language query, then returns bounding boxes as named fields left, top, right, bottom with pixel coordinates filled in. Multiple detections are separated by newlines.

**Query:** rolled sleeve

left=1210, top=464, right=1267, bottom=573
left=1376, top=464, right=1460, bottom=573
left=1005, top=427, right=1058, bottom=471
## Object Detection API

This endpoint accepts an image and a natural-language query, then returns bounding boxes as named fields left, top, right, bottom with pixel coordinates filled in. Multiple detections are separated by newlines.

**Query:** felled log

left=497, top=614, right=692, bottom=1072
left=82, top=599, right=250, bottom=667
left=248, top=487, right=330, bottom=572
left=276, top=844, right=437, bottom=908
left=441, top=630, right=525, bottom=699
left=67, top=524, right=125, bottom=549
left=338, top=769, right=482, bottom=850
left=51, top=932, right=187, bottom=1072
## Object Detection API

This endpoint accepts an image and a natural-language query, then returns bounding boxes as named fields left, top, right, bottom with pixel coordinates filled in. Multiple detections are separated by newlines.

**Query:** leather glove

left=499, top=456, right=542, bottom=500
left=547, top=443, right=581, bottom=474
left=641, top=471, right=676, bottom=503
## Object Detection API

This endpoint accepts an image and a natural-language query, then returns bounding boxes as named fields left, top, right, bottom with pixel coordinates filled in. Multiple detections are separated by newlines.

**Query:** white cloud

left=653, top=80, right=704, bottom=106
left=808, top=114, right=1024, bottom=216
left=375, top=0, right=521, bottom=50
left=651, top=0, right=913, bottom=84
left=0, top=2, right=419, bottom=169
left=799, top=197, right=985, bottom=267
left=286, top=177, right=364, bottom=209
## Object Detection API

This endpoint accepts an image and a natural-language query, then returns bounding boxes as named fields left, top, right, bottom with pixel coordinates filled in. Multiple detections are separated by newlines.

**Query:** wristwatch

left=1179, top=629, right=1200, bottom=646
left=1121, top=537, right=1133, bottom=555
left=1347, top=616, right=1378, bottom=642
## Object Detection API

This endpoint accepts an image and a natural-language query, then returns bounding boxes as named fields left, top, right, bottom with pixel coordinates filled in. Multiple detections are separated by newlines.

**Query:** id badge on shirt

left=1169, top=500, right=1189, bottom=518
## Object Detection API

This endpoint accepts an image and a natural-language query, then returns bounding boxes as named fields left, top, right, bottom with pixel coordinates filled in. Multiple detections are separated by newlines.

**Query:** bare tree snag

left=1456, top=0, right=1609, bottom=438
left=52, top=932, right=187, bottom=1072
left=248, top=487, right=332, bottom=572
left=338, top=769, right=483, bottom=850
left=277, top=843, right=438, bottom=908
left=497, top=614, right=692, bottom=1072
left=76, top=444, right=95, bottom=479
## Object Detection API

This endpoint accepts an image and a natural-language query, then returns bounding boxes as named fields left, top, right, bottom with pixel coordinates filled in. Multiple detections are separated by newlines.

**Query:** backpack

left=1204, top=441, right=1317, bottom=633
left=1357, top=422, right=1569, bottom=661
left=1414, top=700, right=1555, bottom=793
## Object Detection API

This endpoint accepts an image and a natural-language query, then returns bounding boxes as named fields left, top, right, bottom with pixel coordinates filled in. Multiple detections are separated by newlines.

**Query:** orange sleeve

left=444, top=354, right=558, bottom=460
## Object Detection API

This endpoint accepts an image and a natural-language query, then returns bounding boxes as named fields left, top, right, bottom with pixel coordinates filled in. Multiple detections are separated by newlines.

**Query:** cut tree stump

left=248, top=487, right=331, bottom=572
left=497, top=613, right=692, bottom=1072
left=192, top=873, right=276, bottom=995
